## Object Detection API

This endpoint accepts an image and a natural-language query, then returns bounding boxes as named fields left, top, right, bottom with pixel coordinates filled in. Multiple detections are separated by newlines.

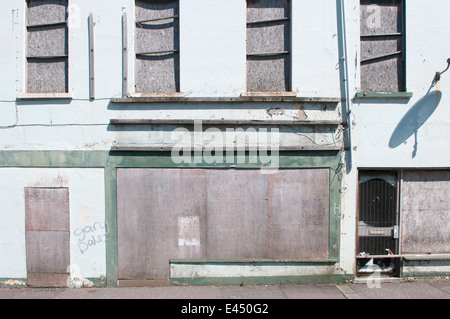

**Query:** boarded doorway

left=117, top=168, right=330, bottom=285
left=25, top=188, right=70, bottom=287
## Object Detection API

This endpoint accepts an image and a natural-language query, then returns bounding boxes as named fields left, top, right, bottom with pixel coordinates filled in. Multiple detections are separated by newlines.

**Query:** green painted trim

left=0, top=150, right=340, bottom=169
left=105, top=162, right=118, bottom=287
left=170, top=259, right=337, bottom=265
left=170, top=275, right=354, bottom=286
left=108, top=150, right=341, bottom=169
left=84, top=277, right=107, bottom=287
left=329, top=162, right=343, bottom=260
left=354, top=92, right=413, bottom=100
left=0, top=150, right=108, bottom=168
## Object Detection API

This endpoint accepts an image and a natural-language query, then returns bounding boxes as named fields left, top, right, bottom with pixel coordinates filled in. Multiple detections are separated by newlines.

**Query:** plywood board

left=27, top=0, right=67, bottom=26
left=247, top=0, right=290, bottom=22
left=135, top=23, right=177, bottom=54
left=246, top=0, right=290, bottom=92
left=117, top=168, right=331, bottom=280
left=27, top=26, right=68, bottom=57
left=27, top=58, right=68, bottom=93
left=135, top=0, right=178, bottom=22
left=27, top=273, right=69, bottom=287
left=401, top=171, right=450, bottom=254
left=117, top=169, right=207, bottom=279
left=25, top=187, right=69, bottom=231
left=360, top=0, right=404, bottom=92
left=360, top=0, right=402, bottom=35
left=206, top=170, right=269, bottom=259
left=135, top=55, right=179, bottom=93
left=247, top=56, right=289, bottom=92
left=26, top=230, right=69, bottom=274
left=268, top=169, right=330, bottom=259
left=135, top=0, right=179, bottom=93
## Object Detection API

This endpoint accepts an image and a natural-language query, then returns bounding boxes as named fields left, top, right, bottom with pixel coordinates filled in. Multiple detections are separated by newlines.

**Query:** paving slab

left=1, top=279, right=450, bottom=299
left=348, top=281, right=450, bottom=299
left=281, top=284, right=346, bottom=299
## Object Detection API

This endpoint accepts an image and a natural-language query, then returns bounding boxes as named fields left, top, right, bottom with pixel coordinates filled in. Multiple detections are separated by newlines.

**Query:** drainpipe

left=339, top=0, right=353, bottom=170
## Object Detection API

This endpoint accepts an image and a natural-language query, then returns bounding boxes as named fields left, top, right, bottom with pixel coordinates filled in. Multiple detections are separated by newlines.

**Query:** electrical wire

left=0, top=94, right=122, bottom=129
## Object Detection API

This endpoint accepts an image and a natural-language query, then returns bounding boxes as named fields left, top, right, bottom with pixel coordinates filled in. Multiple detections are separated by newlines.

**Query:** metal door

left=357, top=171, right=400, bottom=275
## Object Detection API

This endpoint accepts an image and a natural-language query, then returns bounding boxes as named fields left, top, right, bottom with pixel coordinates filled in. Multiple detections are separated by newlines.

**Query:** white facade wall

left=0, top=0, right=449, bottom=283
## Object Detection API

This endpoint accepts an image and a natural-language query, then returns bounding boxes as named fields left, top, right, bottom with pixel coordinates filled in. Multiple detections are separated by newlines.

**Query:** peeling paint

left=292, top=103, right=308, bottom=120
left=266, top=108, right=286, bottom=117
left=0, top=279, right=26, bottom=287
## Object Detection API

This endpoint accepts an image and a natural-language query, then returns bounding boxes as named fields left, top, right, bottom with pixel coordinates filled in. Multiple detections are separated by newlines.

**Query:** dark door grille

left=358, top=172, right=398, bottom=255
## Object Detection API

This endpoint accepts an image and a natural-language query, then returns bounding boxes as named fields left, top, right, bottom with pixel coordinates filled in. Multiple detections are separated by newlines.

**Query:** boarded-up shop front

left=117, top=168, right=332, bottom=284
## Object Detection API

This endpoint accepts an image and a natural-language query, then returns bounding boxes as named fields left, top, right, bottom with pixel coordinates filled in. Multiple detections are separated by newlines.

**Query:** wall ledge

left=17, top=93, right=73, bottom=100
left=109, top=119, right=342, bottom=126
left=111, top=96, right=342, bottom=104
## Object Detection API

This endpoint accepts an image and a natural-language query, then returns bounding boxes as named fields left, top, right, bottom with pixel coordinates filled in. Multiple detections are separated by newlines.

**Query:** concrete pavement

left=0, top=278, right=449, bottom=299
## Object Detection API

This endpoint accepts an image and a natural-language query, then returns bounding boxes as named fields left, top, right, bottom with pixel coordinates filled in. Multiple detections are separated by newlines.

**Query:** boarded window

left=135, top=0, right=180, bottom=93
left=360, top=0, right=405, bottom=93
left=246, top=0, right=291, bottom=92
left=26, top=0, right=68, bottom=93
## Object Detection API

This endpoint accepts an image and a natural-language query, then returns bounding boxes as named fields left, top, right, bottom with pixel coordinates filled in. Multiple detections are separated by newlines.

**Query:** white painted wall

left=350, top=0, right=450, bottom=168
left=179, top=0, right=246, bottom=97
left=0, top=168, right=106, bottom=280
left=292, top=0, right=341, bottom=98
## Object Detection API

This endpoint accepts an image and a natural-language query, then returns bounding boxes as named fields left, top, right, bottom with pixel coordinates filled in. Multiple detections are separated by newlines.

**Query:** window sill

left=128, top=92, right=186, bottom=98
left=111, top=95, right=341, bottom=104
left=354, top=92, right=413, bottom=101
left=17, top=93, right=73, bottom=100
left=241, top=91, right=298, bottom=97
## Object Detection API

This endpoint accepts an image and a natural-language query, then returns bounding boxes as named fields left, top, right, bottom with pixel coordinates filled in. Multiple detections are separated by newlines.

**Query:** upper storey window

left=246, top=0, right=291, bottom=93
left=360, top=0, right=405, bottom=93
left=135, top=0, right=180, bottom=94
left=26, top=0, right=68, bottom=93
